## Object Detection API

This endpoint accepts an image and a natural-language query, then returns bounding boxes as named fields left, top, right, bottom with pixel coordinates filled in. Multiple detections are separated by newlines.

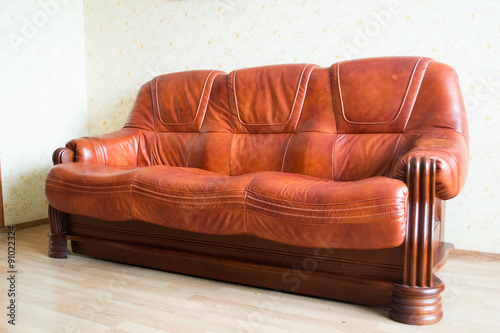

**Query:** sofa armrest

left=52, top=147, right=75, bottom=165
left=389, top=130, right=468, bottom=200
left=57, top=128, right=149, bottom=166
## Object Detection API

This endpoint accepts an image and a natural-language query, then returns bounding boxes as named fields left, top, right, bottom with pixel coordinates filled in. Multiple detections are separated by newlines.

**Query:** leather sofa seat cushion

left=131, top=166, right=254, bottom=234
left=245, top=172, right=408, bottom=249
left=47, top=163, right=408, bottom=249
left=46, top=164, right=253, bottom=234
left=45, top=163, right=142, bottom=221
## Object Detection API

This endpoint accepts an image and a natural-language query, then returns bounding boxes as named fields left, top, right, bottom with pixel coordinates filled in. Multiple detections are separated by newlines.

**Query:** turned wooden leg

left=48, top=205, right=68, bottom=258
left=390, top=156, right=445, bottom=325
left=390, top=278, right=444, bottom=325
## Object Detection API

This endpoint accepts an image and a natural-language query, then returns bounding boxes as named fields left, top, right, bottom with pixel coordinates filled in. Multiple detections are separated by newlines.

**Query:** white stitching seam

left=247, top=195, right=402, bottom=212
left=246, top=202, right=403, bottom=221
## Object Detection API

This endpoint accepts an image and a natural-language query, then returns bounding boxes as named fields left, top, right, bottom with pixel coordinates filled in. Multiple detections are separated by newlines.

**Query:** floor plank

left=1, top=224, right=499, bottom=333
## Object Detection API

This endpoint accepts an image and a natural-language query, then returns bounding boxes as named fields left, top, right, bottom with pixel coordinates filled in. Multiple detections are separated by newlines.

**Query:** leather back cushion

left=124, top=57, right=466, bottom=180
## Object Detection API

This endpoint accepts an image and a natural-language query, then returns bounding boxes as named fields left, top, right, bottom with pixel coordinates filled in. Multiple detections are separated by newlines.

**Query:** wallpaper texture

left=1, top=0, right=498, bottom=253
left=0, top=0, right=87, bottom=225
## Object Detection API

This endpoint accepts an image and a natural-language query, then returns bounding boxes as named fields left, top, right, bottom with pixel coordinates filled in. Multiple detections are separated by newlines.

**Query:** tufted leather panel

left=331, top=57, right=433, bottom=134
left=230, top=133, right=291, bottom=175
left=228, top=64, right=317, bottom=132
left=333, top=133, right=402, bottom=181
left=152, top=132, right=198, bottom=166
left=282, top=132, right=335, bottom=180
left=186, top=132, right=233, bottom=175
left=152, top=70, right=223, bottom=132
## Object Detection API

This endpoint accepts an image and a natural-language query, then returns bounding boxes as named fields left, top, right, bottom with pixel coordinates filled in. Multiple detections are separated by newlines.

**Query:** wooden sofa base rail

left=48, top=212, right=452, bottom=325
left=70, top=237, right=395, bottom=306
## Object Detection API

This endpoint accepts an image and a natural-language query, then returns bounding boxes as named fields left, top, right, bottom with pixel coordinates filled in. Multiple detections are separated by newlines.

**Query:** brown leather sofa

left=45, top=56, right=468, bottom=325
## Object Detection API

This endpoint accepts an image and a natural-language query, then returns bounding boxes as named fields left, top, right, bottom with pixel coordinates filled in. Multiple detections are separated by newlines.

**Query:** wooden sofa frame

left=49, top=154, right=450, bottom=325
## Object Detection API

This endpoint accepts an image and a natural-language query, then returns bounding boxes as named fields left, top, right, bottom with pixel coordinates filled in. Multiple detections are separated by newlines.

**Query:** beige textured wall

left=0, top=1, right=87, bottom=225
left=1, top=1, right=497, bottom=253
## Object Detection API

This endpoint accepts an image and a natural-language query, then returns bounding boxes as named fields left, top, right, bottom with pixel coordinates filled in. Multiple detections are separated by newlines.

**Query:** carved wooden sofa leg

left=390, top=156, right=445, bottom=325
left=390, top=278, right=444, bottom=325
left=48, top=205, right=68, bottom=259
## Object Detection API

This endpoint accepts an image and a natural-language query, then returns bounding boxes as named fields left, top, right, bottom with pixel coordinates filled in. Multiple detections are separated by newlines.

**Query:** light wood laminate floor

left=1, top=223, right=499, bottom=333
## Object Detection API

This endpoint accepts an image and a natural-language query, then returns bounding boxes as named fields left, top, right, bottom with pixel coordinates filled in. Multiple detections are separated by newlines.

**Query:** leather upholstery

left=45, top=57, right=468, bottom=250
left=245, top=172, right=407, bottom=249
left=46, top=163, right=141, bottom=221
left=132, top=166, right=253, bottom=235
